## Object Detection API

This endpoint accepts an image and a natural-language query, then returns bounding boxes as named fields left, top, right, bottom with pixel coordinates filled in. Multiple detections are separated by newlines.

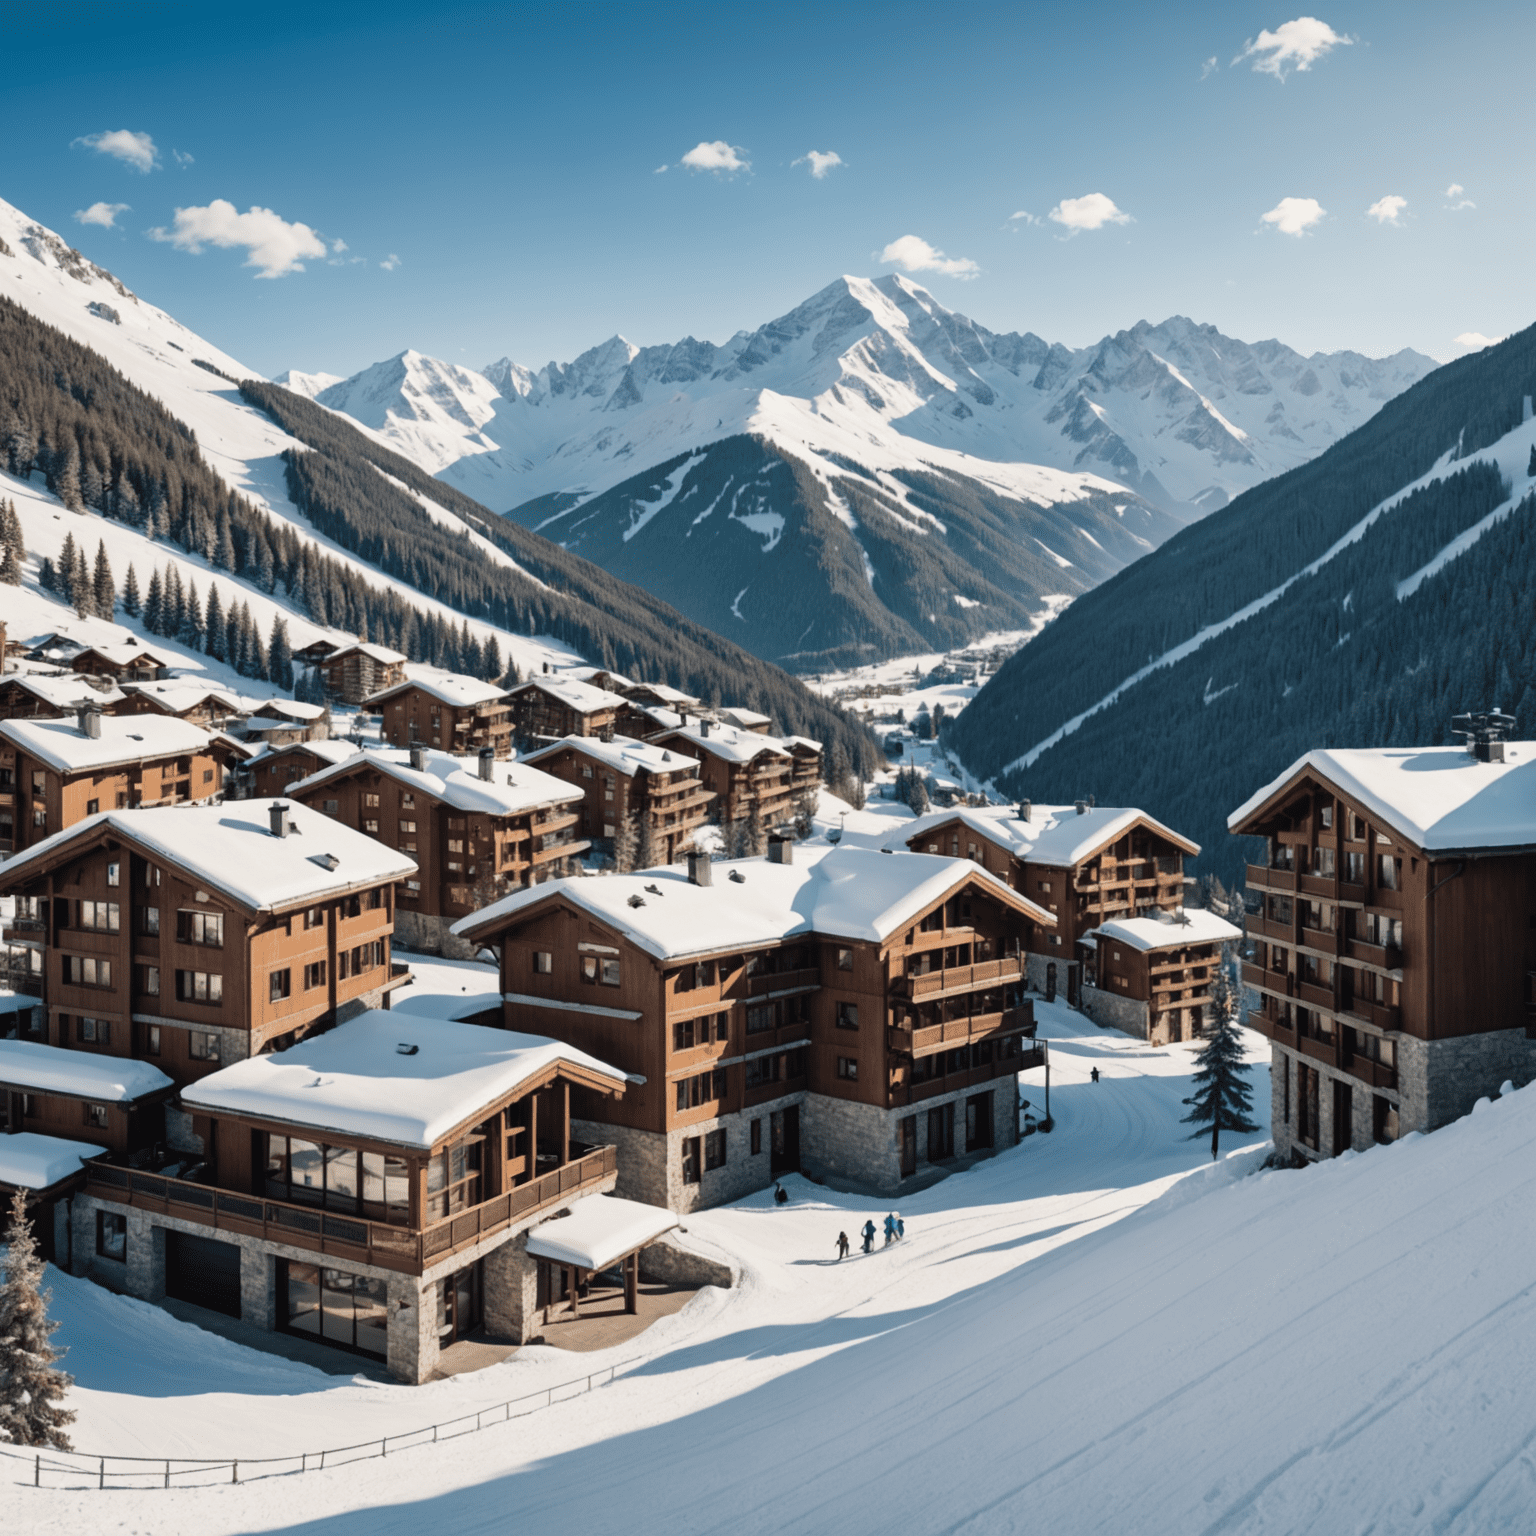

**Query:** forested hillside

left=948, top=322, right=1536, bottom=884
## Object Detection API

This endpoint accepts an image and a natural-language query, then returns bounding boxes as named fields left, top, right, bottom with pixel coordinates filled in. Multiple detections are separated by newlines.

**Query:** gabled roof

left=0, top=800, right=417, bottom=914
left=454, top=844, right=1054, bottom=961
left=524, top=733, right=701, bottom=779
left=0, top=673, right=124, bottom=711
left=509, top=676, right=628, bottom=713
left=242, top=697, right=328, bottom=722
left=180, top=1010, right=628, bottom=1149
left=886, top=804, right=1199, bottom=867
left=655, top=721, right=791, bottom=765
left=0, top=1039, right=173, bottom=1103
left=562, top=665, right=637, bottom=691
left=1091, top=910, right=1243, bottom=952
left=366, top=664, right=509, bottom=709
left=1227, top=744, right=1536, bottom=854
left=526, top=1195, right=678, bottom=1272
left=70, top=642, right=172, bottom=668
left=721, top=707, right=772, bottom=729
left=290, top=745, right=582, bottom=816
left=783, top=735, right=824, bottom=753
left=246, top=737, right=362, bottom=771
left=0, top=713, right=215, bottom=774
left=324, top=640, right=408, bottom=666
left=120, top=680, right=246, bottom=713
left=621, top=681, right=699, bottom=707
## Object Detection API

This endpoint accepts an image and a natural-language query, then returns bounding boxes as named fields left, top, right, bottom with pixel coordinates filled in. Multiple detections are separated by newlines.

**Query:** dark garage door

left=165, top=1231, right=243, bottom=1318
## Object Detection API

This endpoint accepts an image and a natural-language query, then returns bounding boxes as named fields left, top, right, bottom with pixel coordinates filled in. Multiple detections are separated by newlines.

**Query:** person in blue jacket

left=883, top=1213, right=897, bottom=1246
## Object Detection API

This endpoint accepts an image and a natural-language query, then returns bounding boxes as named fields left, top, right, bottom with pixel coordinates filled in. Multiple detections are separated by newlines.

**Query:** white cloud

left=1047, top=193, right=1133, bottom=233
left=793, top=150, right=843, bottom=179
left=380, top=253, right=401, bottom=271
left=1005, top=210, right=1042, bottom=228
left=1260, top=196, right=1326, bottom=236
left=653, top=164, right=669, bottom=175
left=331, top=238, right=348, bottom=253
left=73, top=128, right=159, bottom=173
left=172, top=148, right=194, bottom=168
left=74, top=202, right=130, bottom=229
left=679, top=140, right=749, bottom=175
left=878, top=235, right=979, bottom=280
left=1445, top=183, right=1476, bottom=210
left=1366, top=194, right=1407, bottom=225
left=1452, top=331, right=1503, bottom=352
left=1200, top=56, right=1220, bottom=79
left=1236, top=17, right=1352, bottom=78
left=148, top=199, right=328, bottom=279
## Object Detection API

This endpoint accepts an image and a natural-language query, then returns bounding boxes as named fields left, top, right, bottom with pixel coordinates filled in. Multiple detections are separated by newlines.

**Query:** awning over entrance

left=526, top=1195, right=678, bottom=1274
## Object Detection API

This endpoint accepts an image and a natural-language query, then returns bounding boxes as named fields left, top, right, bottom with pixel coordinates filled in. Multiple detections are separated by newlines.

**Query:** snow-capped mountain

left=305, top=277, right=1438, bottom=523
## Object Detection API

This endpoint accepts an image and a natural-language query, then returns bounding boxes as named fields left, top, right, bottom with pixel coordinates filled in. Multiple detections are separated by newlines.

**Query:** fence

left=1, top=1355, right=640, bottom=1490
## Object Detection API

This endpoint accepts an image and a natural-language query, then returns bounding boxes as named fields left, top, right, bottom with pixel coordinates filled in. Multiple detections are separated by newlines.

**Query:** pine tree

left=269, top=615, right=293, bottom=691
left=204, top=585, right=226, bottom=661
left=0, top=1187, right=76, bottom=1450
left=2, top=500, right=22, bottom=568
left=484, top=637, right=503, bottom=683
left=142, top=567, right=164, bottom=634
left=71, top=544, right=92, bottom=620
left=612, top=812, right=638, bottom=872
left=57, top=533, right=78, bottom=608
left=0, top=545, right=18, bottom=585
left=1529, top=443, right=1536, bottom=478
left=1181, top=950, right=1259, bottom=1160
left=179, top=580, right=204, bottom=650
left=121, top=563, right=141, bottom=617
left=80, top=461, right=105, bottom=513
left=37, top=557, right=57, bottom=595
left=55, top=446, right=82, bottom=512
left=793, top=788, right=817, bottom=839
left=166, top=566, right=185, bottom=635
left=91, top=540, right=114, bottom=617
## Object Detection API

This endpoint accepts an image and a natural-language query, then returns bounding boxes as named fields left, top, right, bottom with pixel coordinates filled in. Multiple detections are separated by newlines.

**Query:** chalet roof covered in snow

left=721, top=707, right=772, bottom=730
left=0, top=713, right=215, bottom=774
left=0, top=800, right=417, bottom=914
left=1091, top=910, right=1243, bottom=952
left=562, top=665, right=636, bottom=691
left=246, top=737, right=362, bottom=772
left=526, top=1195, right=679, bottom=1272
left=290, top=745, right=582, bottom=816
left=71, top=641, right=173, bottom=669
left=324, top=640, right=407, bottom=665
left=0, top=1039, right=174, bottom=1102
left=509, top=676, right=629, bottom=713
left=1227, top=744, right=1536, bottom=853
left=120, top=679, right=246, bottom=712
left=365, top=664, right=508, bottom=709
left=455, top=844, right=1054, bottom=960
left=0, top=1132, right=107, bottom=1192
left=242, top=697, right=328, bottom=723
left=659, top=721, right=791, bottom=764
left=624, top=681, right=698, bottom=707
left=0, top=673, right=125, bottom=711
left=180, top=1010, right=627, bottom=1149
left=524, top=733, right=701, bottom=779
left=887, top=803, right=1199, bottom=867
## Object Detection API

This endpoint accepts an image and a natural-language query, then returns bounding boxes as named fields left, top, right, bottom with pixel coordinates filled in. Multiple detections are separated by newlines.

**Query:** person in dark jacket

left=774, top=1182, right=788, bottom=1205
left=883, top=1213, right=897, bottom=1246
left=836, top=1231, right=850, bottom=1261
left=1090, top=1066, right=1101, bottom=1083
left=861, top=1219, right=877, bottom=1254
left=895, top=1214, right=905, bottom=1240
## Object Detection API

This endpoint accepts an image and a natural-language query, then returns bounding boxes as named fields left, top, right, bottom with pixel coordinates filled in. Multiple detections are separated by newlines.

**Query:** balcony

left=1298, top=923, right=1337, bottom=952
left=1338, top=881, right=1366, bottom=905
left=1342, top=1055, right=1398, bottom=1091
left=895, top=954, right=1024, bottom=1002
left=1297, top=1033, right=1336, bottom=1066
left=1298, top=873, right=1336, bottom=899
left=1297, top=979, right=1334, bottom=1011
left=1247, top=863, right=1296, bottom=893
left=85, top=1144, right=617, bottom=1275
left=895, top=1047, right=1043, bottom=1107
left=747, top=966, right=821, bottom=998
left=1346, top=938, right=1403, bottom=971
left=888, top=1003, right=1034, bottom=1059
left=1248, top=914, right=1293, bottom=943
left=1340, top=998, right=1401, bottom=1032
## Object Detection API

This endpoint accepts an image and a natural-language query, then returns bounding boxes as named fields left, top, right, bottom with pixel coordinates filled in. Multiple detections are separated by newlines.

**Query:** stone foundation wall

left=1079, top=984, right=1149, bottom=1039
left=1399, top=1028, right=1536, bottom=1134
left=394, top=909, right=482, bottom=961
left=483, top=1230, right=540, bottom=1343
left=639, top=1233, right=737, bottom=1290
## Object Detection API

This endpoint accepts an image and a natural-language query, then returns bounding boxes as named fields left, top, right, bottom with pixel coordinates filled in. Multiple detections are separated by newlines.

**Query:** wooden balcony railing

left=888, top=1003, right=1034, bottom=1059
left=893, top=1046, right=1044, bottom=1107
left=85, top=1144, right=617, bottom=1275
left=1342, top=1055, right=1398, bottom=1091
left=1297, top=1033, right=1336, bottom=1065
left=1298, top=873, right=1336, bottom=899
left=1247, top=863, right=1296, bottom=892
left=895, top=955, right=1024, bottom=1001
left=1297, top=979, right=1334, bottom=1011
left=1345, top=938, right=1403, bottom=971
left=747, top=966, right=821, bottom=998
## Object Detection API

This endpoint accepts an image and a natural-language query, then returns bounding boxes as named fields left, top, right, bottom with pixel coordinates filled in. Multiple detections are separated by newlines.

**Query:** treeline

left=951, top=318, right=1536, bottom=782
left=238, top=382, right=881, bottom=774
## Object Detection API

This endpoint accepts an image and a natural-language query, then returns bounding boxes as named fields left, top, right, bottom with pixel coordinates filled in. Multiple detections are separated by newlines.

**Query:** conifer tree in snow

left=2, top=500, right=23, bottom=570
left=0, top=1187, right=76, bottom=1450
left=54, top=446, right=82, bottom=513
left=91, top=540, right=114, bottom=618
left=179, top=580, right=205, bottom=650
left=166, top=566, right=186, bottom=636
left=1181, top=949, right=1258, bottom=1160
left=71, top=548, right=92, bottom=621
left=37, top=557, right=57, bottom=595
left=793, top=788, right=817, bottom=840
left=612, top=811, right=639, bottom=872
left=121, top=563, right=140, bottom=617
left=57, top=533, right=78, bottom=608
left=0, top=544, right=17, bottom=586
left=142, top=568, right=164, bottom=634
left=484, top=637, right=503, bottom=684
left=269, top=615, right=294, bottom=691
left=1529, top=443, right=1536, bottom=478
left=214, top=508, right=237, bottom=572
left=204, top=585, right=227, bottom=662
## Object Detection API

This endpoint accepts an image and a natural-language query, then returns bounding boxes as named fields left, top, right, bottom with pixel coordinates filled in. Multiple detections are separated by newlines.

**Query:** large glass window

left=265, top=1136, right=411, bottom=1222
left=427, top=1137, right=481, bottom=1219
left=284, top=1263, right=388, bottom=1358
left=79, top=900, right=120, bottom=932
left=177, top=909, right=224, bottom=947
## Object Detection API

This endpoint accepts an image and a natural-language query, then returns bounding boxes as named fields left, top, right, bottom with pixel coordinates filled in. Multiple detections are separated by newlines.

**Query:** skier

left=1090, top=1066, right=1101, bottom=1084
left=774, top=1182, right=788, bottom=1205
left=861, top=1218, right=877, bottom=1254
left=836, top=1230, right=850, bottom=1261
left=896, top=1213, right=905, bottom=1240
left=883, top=1213, right=897, bottom=1246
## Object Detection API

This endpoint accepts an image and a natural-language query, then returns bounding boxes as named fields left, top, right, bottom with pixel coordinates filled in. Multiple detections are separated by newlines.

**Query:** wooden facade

left=507, top=679, right=624, bottom=744
left=67, top=645, right=171, bottom=681
left=111, top=685, right=247, bottom=732
left=1091, top=929, right=1227, bottom=1046
left=650, top=727, right=801, bottom=828
left=315, top=643, right=408, bottom=705
left=372, top=680, right=514, bottom=759
left=0, top=675, right=122, bottom=722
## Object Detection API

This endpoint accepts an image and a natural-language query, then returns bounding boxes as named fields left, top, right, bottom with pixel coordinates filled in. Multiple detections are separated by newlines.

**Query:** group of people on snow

left=834, top=1212, right=904, bottom=1259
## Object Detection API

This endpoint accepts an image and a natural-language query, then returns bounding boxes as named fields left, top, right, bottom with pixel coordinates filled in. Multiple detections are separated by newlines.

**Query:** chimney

left=700, top=720, right=711, bottom=738
left=1074, top=800, right=1087, bottom=816
left=478, top=747, right=495, bottom=782
left=1018, top=800, right=1031, bottom=823
left=542, top=661, right=550, bottom=674
left=77, top=703, right=102, bottom=739
left=687, top=851, right=713, bottom=887
left=768, top=833, right=793, bottom=865
left=409, top=742, right=427, bottom=771
left=269, top=802, right=290, bottom=838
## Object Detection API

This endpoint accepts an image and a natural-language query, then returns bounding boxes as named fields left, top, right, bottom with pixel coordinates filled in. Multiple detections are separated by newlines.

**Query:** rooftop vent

left=395, top=1043, right=419, bottom=1056
left=1453, top=709, right=1517, bottom=763
left=627, top=894, right=646, bottom=908
left=645, top=883, right=663, bottom=895
left=729, top=869, right=745, bottom=884
left=699, top=720, right=712, bottom=738
left=1074, top=800, right=1088, bottom=816
left=478, top=747, right=495, bottom=782
left=269, top=802, right=290, bottom=838
left=310, top=853, right=340, bottom=871
left=1018, top=800, right=1031, bottom=823
left=662, top=751, right=671, bottom=762
left=409, top=742, right=427, bottom=771
left=76, top=703, right=102, bottom=739
left=767, top=833, right=793, bottom=865
left=687, top=851, right=712, bottom=887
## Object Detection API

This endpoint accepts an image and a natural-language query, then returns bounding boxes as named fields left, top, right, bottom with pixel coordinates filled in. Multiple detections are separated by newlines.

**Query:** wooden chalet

left=649, top=720, right=802, bottom=829
left=113, top=680, right=248, bottom=732
left=240, top=738, right=362, bottom=799
left=1085, top=910, right=1242, bottom=1045
left=0, top=707, right=241, bottom=856
left=0, top=798, right=415, bottom=1090
left=1230, top=721, right=1536, bottom=1161
left=524, top=734, right=713, bottom=865
left=507, top=676, right=627, bottom=744
left=454, top=843, right=1053, bottom=1210
left=72, top=1010, right=632, bottom=1381
left=67, top=642, right=172, bottom=682
left=314, top=641, right=408, bottom=704
left=288, top=744, right=588, bottom=956
left=891, top=803, right=1197, bottom=997
left=0, top=672, right=124, bottom=722
left=369, top=669, right=514, bottom=759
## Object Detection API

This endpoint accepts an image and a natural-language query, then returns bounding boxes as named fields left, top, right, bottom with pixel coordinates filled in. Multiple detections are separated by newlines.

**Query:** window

left=426, top=1137, right=481, bottom=1218
left=64, top=955, right=112, bottom=988
left=268, top=968, right=292, bottom=1004
left=283, top=1263, right=389, bottom=1357
left=304, top=960, right=328, bottom=991
left=534, top=951, right=553, bottom=974
left=600, top=957, right=621, bottom=987
left=675, top=1070, right=719, bottom=1111
left=364, top=818, right=380, bottom=834
left=1313, top=846, right=1335, bottom=878
left=1039, top=880, right=1052, bottom=894
left=96, top=1211, right=127, bottom=1261
left=1320, top=806, right=1334, bottom=829
left=189, top=1031, right=221, bottom=1062
left=750, top=1118, right=762, bottom=1155
left=106, top=861, right=120, bottom=887
left=176, top=969, right=222, bottom=1003
left=84, top=1102, right=108, bottom=1129
left=79, top=900, right=120, bottom=932
left=695, top=959, right=716, bottom=988
left=139, top=905, right=160, bottom=936
left=399, top=819, right=416, bottom=834
left=145, top=1025, right=161, bottom=1056
left=86, top=798, right=99, bottom=816
left=581, top=764, right=593, bottom=778
left=76, top=1016, right=110, bottom=1045
left=681, top=1137, right=701, bottom=1184
left=177, top=909, right=224, bottom=947
left=401, top=793, right=416, bottom=809
left=704, top=1129, right=727, bottom=1170
left=836, top=1001, right=859, bottom=1030
left=836, top=1056, right=858, bottom=1081
left=203, top=769, right=214, bottom=785
left=919, top=909, right=942, bottom=933
left=1345, top=851, right=1366, bottom=884
left=1377, top=855, right=1400, bottom=891
left=746, top=1003, right=774, bottom=1035
left=323, top=799, right=339, bottom=815
left=447, top=839, right=464, bottom=854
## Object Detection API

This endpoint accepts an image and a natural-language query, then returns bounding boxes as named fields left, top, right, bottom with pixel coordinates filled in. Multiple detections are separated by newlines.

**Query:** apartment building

left=524, top=734, right=713, bottom=865
left=288, top=744, right=589, bottom=956
left=507, top=677, right=627, bottom=744
left=1230, top=724, right=1536, bottom=1161
left=649, top=720, right=810, bottom=828
left=112, top=680, right=248, bottom=732
left=313, top=641, right=409, bottom=704
left=1084, top=910, right=1242, bottom=1044
left=370, top=668, right=514, bottom=758
left=238, top=738, right=362, bottom=799
left=454, top=843, right=1051, bottom=1210
left=0, top=672, right=124, bottom=722
left=65, top=642, right=173, bottom=683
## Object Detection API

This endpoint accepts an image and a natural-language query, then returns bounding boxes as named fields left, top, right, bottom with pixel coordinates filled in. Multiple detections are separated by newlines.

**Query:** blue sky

left=4, top=0, right=1530, bottom=378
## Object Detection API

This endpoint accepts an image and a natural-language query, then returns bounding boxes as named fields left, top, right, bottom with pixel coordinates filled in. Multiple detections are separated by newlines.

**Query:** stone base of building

left=73, top=1166, right=617, bottom=1385
left=1079, top=984, right=1150, bottom=1039
left=577, top=1076, right=1021, bottom=1212
left=1269, top=1027, right=1536, bottom=1163
left=393, top=909, right=483, bottom=962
